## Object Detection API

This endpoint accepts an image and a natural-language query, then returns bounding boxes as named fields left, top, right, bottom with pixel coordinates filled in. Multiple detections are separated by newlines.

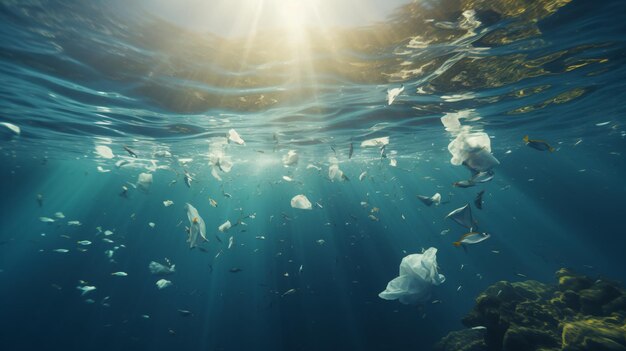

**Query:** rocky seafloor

left=435, top=268, right=626, bottom=351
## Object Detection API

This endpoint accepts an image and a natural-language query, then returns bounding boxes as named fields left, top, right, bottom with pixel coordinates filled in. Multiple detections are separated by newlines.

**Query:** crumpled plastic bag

left=379, top=247, right=445, bottom=304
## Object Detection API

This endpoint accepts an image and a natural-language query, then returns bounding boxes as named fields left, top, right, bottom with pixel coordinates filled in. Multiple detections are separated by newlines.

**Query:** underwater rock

left=435, top=329, right=487, bottom=351
left=436, top=269, right=626, bottom=351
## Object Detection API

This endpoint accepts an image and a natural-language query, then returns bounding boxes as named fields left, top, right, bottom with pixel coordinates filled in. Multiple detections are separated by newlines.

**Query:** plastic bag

left=379, top=247, right=445, bottom=304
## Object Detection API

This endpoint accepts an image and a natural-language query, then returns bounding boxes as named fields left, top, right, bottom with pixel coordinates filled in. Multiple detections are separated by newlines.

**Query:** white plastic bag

left=379, top=247, right=445, bottom=304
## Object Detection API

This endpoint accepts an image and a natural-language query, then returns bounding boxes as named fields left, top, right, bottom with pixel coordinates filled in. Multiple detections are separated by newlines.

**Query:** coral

left=435, top=269, right=626, bottom=351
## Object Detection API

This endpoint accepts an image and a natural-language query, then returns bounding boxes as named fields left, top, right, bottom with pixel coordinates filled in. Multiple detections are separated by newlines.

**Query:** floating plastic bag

left=137, top=172, right=153, bottom=191
left=290, top=195, right=312, bottom=210
left=379, top=247, right=445, bottom=304
left=185, top=203, right=207, bottom=248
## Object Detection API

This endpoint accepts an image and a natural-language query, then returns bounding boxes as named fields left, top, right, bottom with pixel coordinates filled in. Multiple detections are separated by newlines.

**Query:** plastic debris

left=379, top=247, right=446, bottom=304
left=446, top=204, right=476, bottom=230
left=290, top=195, right=312, bottom=210
left=417, top=193, right=441, bottom=206
left=156, top=279, right=172, bottom=289
left=306, top=164, right=321, bottom=171
left=95, top=145, right=114, bottom=159
left=218, top=220, right=232, bottom=232
left=148, top=222, right=155, bottom=228
left=228, top=129, right=245, bottom=145
left=149, top=261, right=176, bottom=275
left=0, top=122, right=20, bottom=136
left=361, top=136, right=389, bottom=147
left=137, top=172, right=153, bottom=191
left=163, top=200, right=174, bottom=207
left=185, top=203, right=207, bottom=248
left=282, top=176, right=294, bottom=182
left=387, top=85, right=404, bottom=105
left=283, top=150, right=299, bottom=166
left=97, top=166, right=110, bottom=173
left=359, top=171, right=367, bottom=181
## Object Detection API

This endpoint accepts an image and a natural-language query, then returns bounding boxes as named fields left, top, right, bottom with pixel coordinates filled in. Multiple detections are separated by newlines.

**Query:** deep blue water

left=1, top=0, right=626, bottom=350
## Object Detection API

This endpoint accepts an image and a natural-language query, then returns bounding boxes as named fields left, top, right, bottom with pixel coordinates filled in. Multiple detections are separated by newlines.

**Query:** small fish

left=111, top=272, right=128, bottom=277
left=471, top=326, right=487, bottom=330
left=163, top=200, right=174, bottom=207
left=54, top=212, right=65, bottom=219
left=177, top=309, right=193, bottom=317
left=359, top=171, right=367, bottom=181
left=474, top=190, right=485, bottom=210
left=123, top=145, right=138, bottom=158
left=368, top=214, right=379, bottom=222
left=119, top=185, right=128, bottom=198
left=77, top=285, right=96, bottom=296
left=36, top=194, right=43, bottom=207
left=77, top=240, right=92, bottom=246
left=39, top=217, right=55, bottom=223
left=471, top=171, right=494, bottom=184
left=453, top=180, right=475, bottom=188
left=53, top=249, right=69, bottom=253
left=330, top=145, right=336, bottom=155
left=523, top=135, right=555, bottom=152
left=281, top=288, right=296, bottom=297
left=316, top=239, right=325, bottom=245
left=229, top=267, right=242, bottom=273
left=228, top=236, right=234, bottom=249
left=348, top=142, right=354, bottom=159
left=222, top=191, right=232, bottom=198
left=184, top=170, right=193, bottom=188
left=453, top=232, right=490, bottom=247
left=67, top=220, right=82, bottom=226
left=209, top=198, right=218, bottom=207
left=255, top=236, right=265, bottom=240
left=299, top=265, right=303, bottom=274
left=214, top=235, right=222, bottom=243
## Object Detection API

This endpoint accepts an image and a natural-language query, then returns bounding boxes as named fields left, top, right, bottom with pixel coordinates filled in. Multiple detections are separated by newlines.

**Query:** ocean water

left=1, top=0, right=626, bottom=350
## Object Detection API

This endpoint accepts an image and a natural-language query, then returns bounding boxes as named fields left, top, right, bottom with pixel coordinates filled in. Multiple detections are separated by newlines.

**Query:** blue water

left=1, top=0, right=626, bottom=350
